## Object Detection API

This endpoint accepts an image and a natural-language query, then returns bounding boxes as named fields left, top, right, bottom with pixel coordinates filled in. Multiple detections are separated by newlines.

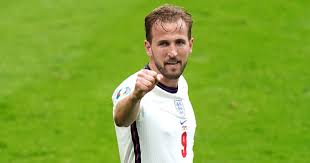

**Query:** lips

left=165, top=60, right=181, bottom=65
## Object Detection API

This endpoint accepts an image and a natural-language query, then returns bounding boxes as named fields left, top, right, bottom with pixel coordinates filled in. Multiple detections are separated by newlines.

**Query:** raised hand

left=132, top=69, right=163, bottom=100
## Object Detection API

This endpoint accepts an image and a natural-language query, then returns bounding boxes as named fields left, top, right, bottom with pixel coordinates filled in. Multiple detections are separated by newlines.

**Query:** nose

left=168, top=45, right=177, bottom=57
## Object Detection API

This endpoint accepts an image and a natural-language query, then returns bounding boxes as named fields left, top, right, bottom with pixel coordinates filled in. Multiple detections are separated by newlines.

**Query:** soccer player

left=112, top=4, right=196, bottom=163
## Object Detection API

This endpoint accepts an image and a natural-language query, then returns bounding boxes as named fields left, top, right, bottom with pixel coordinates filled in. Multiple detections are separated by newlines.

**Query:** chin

left=164, top=72, right=182, bottom=80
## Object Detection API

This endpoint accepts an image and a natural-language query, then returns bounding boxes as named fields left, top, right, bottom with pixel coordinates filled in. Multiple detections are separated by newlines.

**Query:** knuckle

left=137, top=71, right=144, bottom=77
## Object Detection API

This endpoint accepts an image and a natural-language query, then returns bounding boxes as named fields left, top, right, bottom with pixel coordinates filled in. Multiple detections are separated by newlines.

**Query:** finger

left=138, top=70, right=156, bottom=78
left=135, top=81, right=149, bottom=91
left=156, top=74, right=163, bottom=82
left=139, top=73, right=157, bottom=85
left=138, top=77, right=155, bottom=89
left=134, top=82, right=148, bottom=98
left=139, top=70, right=158, bottom=84
left=143, top=69, right=158, bottom=78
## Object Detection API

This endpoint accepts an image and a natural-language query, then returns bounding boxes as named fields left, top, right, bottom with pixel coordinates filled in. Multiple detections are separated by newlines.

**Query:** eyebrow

left=175, top=38, right=186, bottom=42
left=157, top=40, right=169, bottom=45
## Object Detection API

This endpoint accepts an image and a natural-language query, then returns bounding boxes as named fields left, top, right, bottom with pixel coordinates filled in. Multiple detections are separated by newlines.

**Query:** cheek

left=151, top=49, right=164, bottom=61
left=153, top=48, right=167, bottom=57
left=178, top=48, right=190, bottom=57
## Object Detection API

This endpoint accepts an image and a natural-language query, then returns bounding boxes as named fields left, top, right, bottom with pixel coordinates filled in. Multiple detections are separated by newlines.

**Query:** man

left=112, top=4, right=196, bottom=163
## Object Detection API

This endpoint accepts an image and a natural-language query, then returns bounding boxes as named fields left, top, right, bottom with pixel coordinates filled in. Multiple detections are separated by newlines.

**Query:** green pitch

left=0, top=0, right=309, bottom=162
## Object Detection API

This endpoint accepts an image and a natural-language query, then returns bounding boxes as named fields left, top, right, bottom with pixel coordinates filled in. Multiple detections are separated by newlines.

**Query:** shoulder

left=112, top=72, right=138, bottom=106
left=179, top=75, right=188, bottom=90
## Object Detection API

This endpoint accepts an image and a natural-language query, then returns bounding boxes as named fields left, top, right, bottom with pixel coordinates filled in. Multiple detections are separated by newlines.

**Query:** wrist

left=130, top=92, right=142, bottom=103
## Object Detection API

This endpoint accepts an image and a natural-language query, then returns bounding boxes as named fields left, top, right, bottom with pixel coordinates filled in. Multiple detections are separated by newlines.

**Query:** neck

left=148, top=62, right=179, bottom=88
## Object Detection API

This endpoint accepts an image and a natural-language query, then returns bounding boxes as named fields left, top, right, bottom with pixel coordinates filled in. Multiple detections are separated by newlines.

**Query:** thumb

left=156, top=74, right=163, bottom=82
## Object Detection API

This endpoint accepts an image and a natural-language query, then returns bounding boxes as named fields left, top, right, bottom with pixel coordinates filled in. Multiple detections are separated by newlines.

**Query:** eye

left=176, top=39, right=186, bottom=46
left=158, top=41, right=169, bottom=47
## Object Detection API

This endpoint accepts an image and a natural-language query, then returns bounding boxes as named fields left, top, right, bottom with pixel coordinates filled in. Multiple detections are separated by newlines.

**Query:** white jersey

left=112, top=70, right=196, bottom=163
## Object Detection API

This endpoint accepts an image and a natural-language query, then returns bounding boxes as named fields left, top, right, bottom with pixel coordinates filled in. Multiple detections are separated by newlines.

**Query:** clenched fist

left=132, top=69, right=163, bottom=100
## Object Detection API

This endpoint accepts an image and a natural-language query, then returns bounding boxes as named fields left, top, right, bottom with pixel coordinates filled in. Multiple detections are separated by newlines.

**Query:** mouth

left=164, top=61, right=181, bottom=71
left=165, top=60, right=181, bottom=65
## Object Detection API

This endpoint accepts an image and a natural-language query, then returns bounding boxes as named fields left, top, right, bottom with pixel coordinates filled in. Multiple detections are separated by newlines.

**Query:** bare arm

left=113, top=93, right=141, bottom=127
left=114, top=70, right=163, bottom=127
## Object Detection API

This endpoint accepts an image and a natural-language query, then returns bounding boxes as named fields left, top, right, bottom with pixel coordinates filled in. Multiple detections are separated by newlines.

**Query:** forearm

left=113, top=93, right=141, bottom=127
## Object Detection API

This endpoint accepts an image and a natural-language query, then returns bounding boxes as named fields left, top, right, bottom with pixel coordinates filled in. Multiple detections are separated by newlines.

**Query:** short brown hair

left=144, top=4, right=193, bottom=42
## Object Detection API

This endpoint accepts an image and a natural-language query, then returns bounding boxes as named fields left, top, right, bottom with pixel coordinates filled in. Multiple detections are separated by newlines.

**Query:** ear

left=144, top=40, right=152, bottom=57
left=189, top=37, right=194, bottom=54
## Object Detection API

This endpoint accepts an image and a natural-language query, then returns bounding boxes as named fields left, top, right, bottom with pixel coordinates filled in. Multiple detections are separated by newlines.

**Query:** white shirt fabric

left=112, top=70, right=196, bottom=163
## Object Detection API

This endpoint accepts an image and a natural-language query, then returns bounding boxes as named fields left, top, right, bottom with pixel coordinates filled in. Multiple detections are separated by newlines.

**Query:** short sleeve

left=111, top=73, right=139, bottom=120
left=112, top=73, right=137, bottom=107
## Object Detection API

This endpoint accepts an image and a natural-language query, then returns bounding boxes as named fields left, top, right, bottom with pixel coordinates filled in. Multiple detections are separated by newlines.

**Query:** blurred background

left=0, top=0, right=309, bottom=162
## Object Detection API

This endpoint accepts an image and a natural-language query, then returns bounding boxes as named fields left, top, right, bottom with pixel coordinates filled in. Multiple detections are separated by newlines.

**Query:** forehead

left=151, top=19, right=188, bottom=41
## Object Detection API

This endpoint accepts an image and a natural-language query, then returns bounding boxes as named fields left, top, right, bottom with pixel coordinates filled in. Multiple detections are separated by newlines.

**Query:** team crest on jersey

left=116, top=87, right=131, bottom=100
left=174, top=99, right=185, bottom=118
